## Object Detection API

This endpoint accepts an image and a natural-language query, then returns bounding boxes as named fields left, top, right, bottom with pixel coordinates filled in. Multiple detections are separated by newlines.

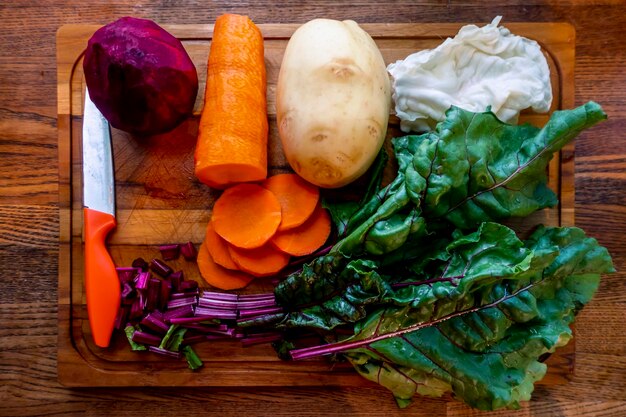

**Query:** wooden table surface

left=1, top=1, right=624, bottom=416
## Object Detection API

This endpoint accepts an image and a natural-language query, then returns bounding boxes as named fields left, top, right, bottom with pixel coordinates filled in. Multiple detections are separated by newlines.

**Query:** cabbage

left=387, top=16, right=552, bottom=132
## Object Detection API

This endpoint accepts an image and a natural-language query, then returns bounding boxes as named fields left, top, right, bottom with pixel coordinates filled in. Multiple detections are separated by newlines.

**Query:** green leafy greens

left=248, top=102, right=613, bottom=410
left=289, top=224, right=614, bottom=409
left=332, top=102, right=608, bottom=256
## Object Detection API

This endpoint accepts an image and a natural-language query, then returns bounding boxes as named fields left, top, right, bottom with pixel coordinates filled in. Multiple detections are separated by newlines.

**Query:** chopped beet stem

left=203, top=334, right=231, bottom=341
left=238, top=306, right=283, bottom=319
left=121, top=281, right=135, bottom=299
left=166, top=296, right=198, bottom=309
left=197, top=298, right=239, bottom=310
left=179, top=280, right=199, bottom=292
left=194, top=307, right=237, bottom=320
left=207, top=328, right=236, bottom=337
left=168, top=316, right=220, bottom=325
left=170, top=291, right=199, bottom=299
left=132, top=331, right=162, bottom=346
left=180, top=242, right=198, bottom=261
left=149, top=346, right=182, bottom=359
left=236, top=300, right=277, bottom=310
left=163, top=305, right=195, bottom=322
left=178, top=323, right=228, bottom=332
left=159, top=279, right=172, bottom=309
left=135, top=271, right=150, bottom=291
left=140, top=313, right=169, bottom=334
left=132, top=257, right=149, bottom=272
left=116, top=267, right=140, bottom=284
left=237, top=293, right=275, bottom=301
left=168, top=270, right=184, bottom=291
left=241, top=334, right=283, bottom=347
left=123, top=325, right=147, bottom=351
left=182, top=334, right=207, bottom=344
left=200, top=291, right=238, bottom=301
left=129, top=297, right=144, bottom=320
left=159, top=244, right=181, bottom=261
left=150, top=310, right=164, bottom=320
left=146, top=278, right=161, bottom=311
left=150, top=258, right=173, bottom=277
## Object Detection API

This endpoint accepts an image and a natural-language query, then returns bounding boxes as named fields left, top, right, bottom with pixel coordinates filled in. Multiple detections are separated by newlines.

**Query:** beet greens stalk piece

left=330, top=101, right=607, bottom=256
left=289, top=225, right=614, bottom=410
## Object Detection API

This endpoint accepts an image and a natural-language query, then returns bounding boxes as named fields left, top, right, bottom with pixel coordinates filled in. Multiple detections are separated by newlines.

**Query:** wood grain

left=1, top=1, right=625, bottom=416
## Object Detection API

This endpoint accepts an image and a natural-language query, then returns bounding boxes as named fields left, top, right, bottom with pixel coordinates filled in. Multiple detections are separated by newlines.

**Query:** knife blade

left=82, top=88, right=120, bottom=348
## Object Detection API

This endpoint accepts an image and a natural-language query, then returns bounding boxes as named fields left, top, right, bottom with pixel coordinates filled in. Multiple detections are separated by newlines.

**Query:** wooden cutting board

left=57, top=22, right=576, bottom=388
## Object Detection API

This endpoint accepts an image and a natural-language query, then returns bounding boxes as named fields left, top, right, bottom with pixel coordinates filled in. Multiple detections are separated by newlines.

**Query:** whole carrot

left=194, top=14, right=268, bottom=189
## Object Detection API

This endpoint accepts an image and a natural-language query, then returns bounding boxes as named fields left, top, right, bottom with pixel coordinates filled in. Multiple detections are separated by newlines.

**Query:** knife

left=82, top=88, right=120, bottom=348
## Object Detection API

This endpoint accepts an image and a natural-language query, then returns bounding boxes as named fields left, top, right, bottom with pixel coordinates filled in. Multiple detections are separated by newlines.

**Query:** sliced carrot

left=205, top=221, right=238, bottom=270
left=263, top=173, right=320, bottom=231
left=194, top=13, right=268, bottom=189
left=196, top=241, right=254, bottom=290
left=227, top=243, right=291, bottom=277
left=212, top=183, right=282, bottom=249
left=271, top=205, right=331, bottom=256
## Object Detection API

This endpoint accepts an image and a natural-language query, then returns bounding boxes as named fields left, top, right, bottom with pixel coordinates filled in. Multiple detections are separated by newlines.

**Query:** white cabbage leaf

left=387, top=16, right=553, bottom=132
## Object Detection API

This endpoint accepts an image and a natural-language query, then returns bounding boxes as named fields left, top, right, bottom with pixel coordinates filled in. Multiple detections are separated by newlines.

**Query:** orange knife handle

left=84, top=207, right=119, bottom=348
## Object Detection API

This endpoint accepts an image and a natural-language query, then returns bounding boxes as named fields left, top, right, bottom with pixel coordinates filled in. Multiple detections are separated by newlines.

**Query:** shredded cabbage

left=387, top=16, right=552, bottom=132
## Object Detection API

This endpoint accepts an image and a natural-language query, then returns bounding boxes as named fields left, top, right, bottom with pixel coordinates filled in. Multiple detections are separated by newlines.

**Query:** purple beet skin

left=83, top=17, right=198, bottom=136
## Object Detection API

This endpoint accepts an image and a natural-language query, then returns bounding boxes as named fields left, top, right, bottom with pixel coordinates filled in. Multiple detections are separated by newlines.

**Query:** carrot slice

left=227, top=243, right=291, bottom=277
left=263, top=173, right=320, bottom=231
left=212, top=183, right=282, bottom=249
left=196, top=241, right=254, bottom=290
left=271, top=205, right=331, bottom=256
left=194, top=14, right=268, bottom=189
left=205, top=221, right=238, bottom=270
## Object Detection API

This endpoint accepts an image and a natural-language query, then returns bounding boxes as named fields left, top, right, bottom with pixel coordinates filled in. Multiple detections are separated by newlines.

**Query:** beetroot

left=83, top=17, right=198, bottom=136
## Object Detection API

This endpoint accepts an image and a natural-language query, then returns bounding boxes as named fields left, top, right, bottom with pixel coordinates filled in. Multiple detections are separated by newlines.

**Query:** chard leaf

left=361, top=147, right=390, bottom=210
left=272, top=256, right=394, bottom=331
left=331, top=102, right=606, bottom=256
left=272, top=222, right=551, bottom=332
left=290, top=226, right=614, bottom=410
left=324, top=148, right=389, bottom=237
left=331, top=175, right=427, bottom=255
left=324, top=200, right=360, bottom=238
left=417, top=102, right=607, bottom=228
left=259, top=102, right=610, bottom=411
left=273, top=255, right=348, bottom=309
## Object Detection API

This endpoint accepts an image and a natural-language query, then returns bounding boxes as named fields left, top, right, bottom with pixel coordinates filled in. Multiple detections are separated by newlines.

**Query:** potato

left=276, top=19, right=391, bottom=188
